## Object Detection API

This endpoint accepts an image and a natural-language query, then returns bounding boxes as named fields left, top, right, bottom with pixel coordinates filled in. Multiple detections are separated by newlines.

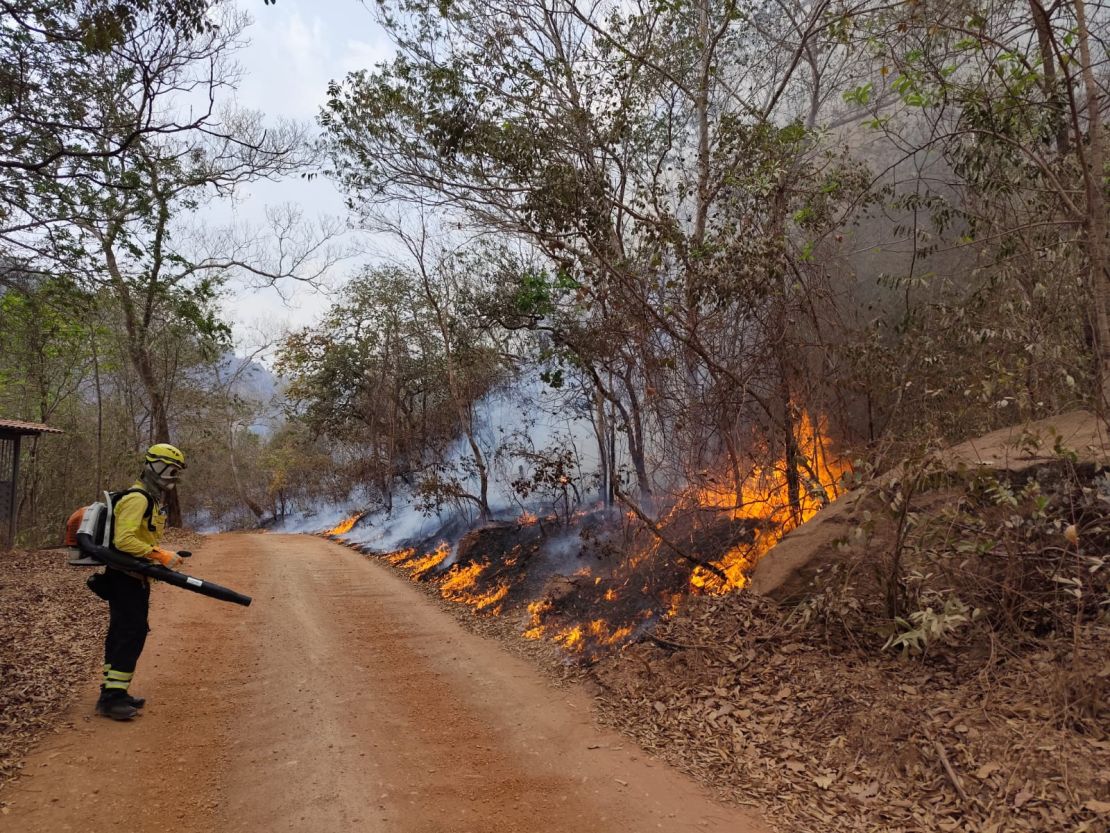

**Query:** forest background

left=1, top=0, right=1107, bottom=551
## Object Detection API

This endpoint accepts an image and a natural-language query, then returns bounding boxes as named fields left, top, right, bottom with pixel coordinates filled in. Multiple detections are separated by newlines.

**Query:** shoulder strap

left=110, top=488, right=158, bottom=532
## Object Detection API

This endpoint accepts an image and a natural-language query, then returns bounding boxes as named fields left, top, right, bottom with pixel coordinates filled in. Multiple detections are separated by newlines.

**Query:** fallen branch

left=615, top=485, right=731, bottom=585
left=931, top=738, right=969, bottom=802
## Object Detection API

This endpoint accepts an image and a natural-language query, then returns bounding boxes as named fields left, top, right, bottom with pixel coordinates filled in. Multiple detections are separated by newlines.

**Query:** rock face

left=937, top=409, right=1107, bottom=471
left=746, top=489, right=863, bottom=600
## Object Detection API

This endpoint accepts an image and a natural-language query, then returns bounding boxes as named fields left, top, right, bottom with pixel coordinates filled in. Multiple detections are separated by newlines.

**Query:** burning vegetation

left=684, top=413, right=851, bottom=592
left=330, top=413, right=849, bottom=659
left=326, top=513, right=364, bottom=536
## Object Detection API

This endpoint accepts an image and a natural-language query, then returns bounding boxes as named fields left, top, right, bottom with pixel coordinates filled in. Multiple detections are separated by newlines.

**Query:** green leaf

left=842, top=82, right=873, bottom=106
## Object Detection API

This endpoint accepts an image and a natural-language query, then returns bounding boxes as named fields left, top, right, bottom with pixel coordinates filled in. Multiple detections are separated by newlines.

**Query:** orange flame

left=368, top=411, right=846, bottom=657
left=552, top=620, right=634, bottom=652
left=522, top=599, right=552, bottom=640
left=384, top=544, right=451, bottom=581
left=326, top=513, right=362, bottom=536
left=440, top=562, right=509, bottom=614
left=688, top=412, right=848, bottom=592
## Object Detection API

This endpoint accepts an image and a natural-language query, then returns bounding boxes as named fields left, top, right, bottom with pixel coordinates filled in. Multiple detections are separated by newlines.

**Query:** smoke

left=270, top=372, right=607, bottom=551
left=534, top=530, right=592, bottom=575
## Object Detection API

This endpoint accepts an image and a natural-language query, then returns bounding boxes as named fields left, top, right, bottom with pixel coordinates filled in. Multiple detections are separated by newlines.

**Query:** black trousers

left=103, top=568, right=150, bottom=674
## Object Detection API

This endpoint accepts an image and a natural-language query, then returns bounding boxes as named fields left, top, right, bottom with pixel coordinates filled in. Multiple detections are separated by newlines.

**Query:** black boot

left=125, top=693, right=145, bottom=709
left=96, top=689, right=138, bottom=721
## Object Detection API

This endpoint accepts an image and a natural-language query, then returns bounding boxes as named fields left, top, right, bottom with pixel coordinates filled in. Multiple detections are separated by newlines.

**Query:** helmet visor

left=148, top=459, right=184, bottom=486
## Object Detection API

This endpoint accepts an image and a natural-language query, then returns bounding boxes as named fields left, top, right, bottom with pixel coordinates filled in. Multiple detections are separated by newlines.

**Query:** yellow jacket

left=113, top=481, right=174, bottom=566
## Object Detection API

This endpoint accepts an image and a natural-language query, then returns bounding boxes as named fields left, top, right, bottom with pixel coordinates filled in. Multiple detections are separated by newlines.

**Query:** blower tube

left=76, top=532, right=252, bottom=607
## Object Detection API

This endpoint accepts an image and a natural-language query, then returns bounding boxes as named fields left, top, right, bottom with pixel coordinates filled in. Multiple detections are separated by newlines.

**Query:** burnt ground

left=356, top=505, right=768, bottom=660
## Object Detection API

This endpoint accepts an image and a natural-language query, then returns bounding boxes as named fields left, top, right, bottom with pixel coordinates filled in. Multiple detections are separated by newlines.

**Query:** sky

left=214, top=0, right=397, bottom=349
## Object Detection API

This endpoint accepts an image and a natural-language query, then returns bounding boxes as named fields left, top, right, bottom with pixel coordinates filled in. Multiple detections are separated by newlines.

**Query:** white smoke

left=272, top=371, right=609, bottom=547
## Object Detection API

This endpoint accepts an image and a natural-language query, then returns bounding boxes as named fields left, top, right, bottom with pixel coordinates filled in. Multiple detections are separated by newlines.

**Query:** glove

left=150, top=548, right=183, bottom=570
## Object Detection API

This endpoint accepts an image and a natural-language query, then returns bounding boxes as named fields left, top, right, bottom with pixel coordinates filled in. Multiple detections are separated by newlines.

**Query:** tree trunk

left=101, top=233, right=183, bottom=525
left=92, top=334, right=104, bottom=494
left=1030, top=1, right=1070, bottom=155
left=227, top=422, right=264, bottom=520
left=620, top=372, right=652, bottom=501
left=1074, top=0, right=1110, bottom=414
left=138, top=348, right=182, bottom=525
left=591, top=387, right=611, bottom=508
left=781, top=381, right=803, bottom=525
left=416, top=262, right=491, bottom=521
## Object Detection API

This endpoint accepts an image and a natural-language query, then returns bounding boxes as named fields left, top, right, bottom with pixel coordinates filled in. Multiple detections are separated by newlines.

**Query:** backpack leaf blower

left=66, top=492, right=252, bottom=607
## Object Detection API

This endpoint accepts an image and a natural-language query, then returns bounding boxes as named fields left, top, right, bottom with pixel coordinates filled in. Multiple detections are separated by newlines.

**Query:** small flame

left=440, top=562, right=509, bottom=614
left=552, top=620, right=634, bottom=652
left=385, top=547, right=416, bottom=565
left=384, top=544, right=451, bottom=581
left=326, top=513, right=362, bottom=536
left=522, top=599, right=552, bottom=640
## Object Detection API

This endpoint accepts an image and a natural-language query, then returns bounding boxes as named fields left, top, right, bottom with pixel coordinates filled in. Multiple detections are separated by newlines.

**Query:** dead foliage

left=0, top=548, right=104, bottom=791
left=589, top=591, right=1109, bottom=833
left=578, top=455, right=1110, bottom=833
left=0, top=530, right=206, bottom=796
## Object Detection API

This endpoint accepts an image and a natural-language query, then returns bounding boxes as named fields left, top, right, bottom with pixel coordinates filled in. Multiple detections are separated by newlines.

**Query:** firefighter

left=95, top=443, right=187, bottom=721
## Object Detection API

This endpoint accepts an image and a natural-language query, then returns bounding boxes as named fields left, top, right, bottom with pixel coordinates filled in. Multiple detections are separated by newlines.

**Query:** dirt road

left=2, top=534, right=768, bottom=833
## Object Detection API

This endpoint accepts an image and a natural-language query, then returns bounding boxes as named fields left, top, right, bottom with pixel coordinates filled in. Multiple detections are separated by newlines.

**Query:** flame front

left=326, top=513, right=362, bottom=536
left=332, top=411, right=847, bottom=657
left=688, top=412, right=849, bottom=592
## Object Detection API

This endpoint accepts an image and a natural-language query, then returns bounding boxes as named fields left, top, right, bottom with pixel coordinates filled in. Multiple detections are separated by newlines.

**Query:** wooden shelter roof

left=0, top=418, right=64, bottom=436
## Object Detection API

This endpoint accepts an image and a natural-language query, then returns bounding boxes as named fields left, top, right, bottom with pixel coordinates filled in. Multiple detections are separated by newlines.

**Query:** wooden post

left=8, top=434, right=21, bottom=548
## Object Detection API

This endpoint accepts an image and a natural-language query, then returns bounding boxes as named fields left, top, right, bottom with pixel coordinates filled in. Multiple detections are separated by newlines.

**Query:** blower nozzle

left=75, top=533, right=251, bottom=607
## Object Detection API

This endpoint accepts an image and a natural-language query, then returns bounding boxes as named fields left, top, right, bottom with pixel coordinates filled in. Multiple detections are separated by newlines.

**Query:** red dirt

left=0, top=533, right=770, bottom=833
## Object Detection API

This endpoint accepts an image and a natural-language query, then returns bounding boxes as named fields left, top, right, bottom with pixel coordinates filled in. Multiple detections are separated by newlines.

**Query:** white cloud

left=341, top=35, right=395, bottom=75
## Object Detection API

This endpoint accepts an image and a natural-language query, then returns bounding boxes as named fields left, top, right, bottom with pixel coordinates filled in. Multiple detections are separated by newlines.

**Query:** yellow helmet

left=144, top=443, right=186, bottom=490
left=146, top=443, right=187, bottom=469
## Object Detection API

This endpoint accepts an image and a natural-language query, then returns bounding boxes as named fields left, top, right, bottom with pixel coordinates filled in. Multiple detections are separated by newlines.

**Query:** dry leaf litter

left=589, top=593, right=1109, bottom=833
left=0, top=528, right=204, bottom=798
